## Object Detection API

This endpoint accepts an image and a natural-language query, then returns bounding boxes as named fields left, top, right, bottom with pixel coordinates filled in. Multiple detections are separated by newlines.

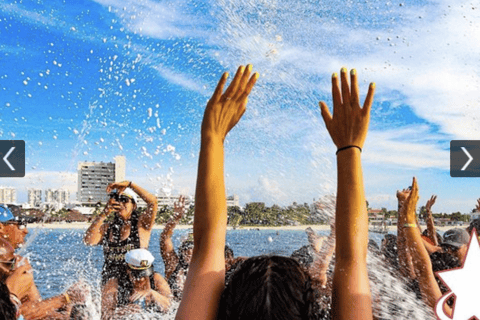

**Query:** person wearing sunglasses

left=84, top=180, right=158, bottom=319
left=0, top=205, right=28, bottom=250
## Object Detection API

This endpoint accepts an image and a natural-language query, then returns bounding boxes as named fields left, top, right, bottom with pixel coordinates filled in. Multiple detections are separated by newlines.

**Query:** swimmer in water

left=84, top=180, right=158, bottom=320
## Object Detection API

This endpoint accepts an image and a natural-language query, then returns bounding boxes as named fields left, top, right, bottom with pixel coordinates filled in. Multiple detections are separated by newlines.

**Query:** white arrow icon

left=3, top=147, right=15, bottom=171
left=461, top=147, right=473, bottom=171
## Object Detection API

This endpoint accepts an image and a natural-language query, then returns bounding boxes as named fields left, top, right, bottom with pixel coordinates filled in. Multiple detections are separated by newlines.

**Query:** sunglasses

left=109, top=193, right=132, bottom=204
left=0, top=256, right=16, bottom=271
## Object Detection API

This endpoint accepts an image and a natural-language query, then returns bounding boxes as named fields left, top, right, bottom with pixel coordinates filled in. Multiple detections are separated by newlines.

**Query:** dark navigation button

left=451, top=140, right=480, bottom=177
left=0, top=140, right=25, bottom=177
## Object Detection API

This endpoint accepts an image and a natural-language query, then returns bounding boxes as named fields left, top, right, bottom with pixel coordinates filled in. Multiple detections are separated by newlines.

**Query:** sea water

left=22, top=228, right=433, bottom=319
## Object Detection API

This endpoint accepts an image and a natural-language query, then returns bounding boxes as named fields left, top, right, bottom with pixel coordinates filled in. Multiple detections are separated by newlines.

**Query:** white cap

left=125, top=249, right=154, bottom=269
left=121, top=188, right=138, bottom=204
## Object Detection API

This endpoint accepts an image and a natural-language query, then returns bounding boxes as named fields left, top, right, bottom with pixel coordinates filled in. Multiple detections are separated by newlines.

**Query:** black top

left=101, top=211, right=141, bottom=306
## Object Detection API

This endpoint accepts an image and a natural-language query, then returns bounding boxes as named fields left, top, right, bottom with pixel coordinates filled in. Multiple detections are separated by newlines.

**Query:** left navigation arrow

left=3, top=147, right=15, bottom=171
left=0, top=141, right=25, bottom=177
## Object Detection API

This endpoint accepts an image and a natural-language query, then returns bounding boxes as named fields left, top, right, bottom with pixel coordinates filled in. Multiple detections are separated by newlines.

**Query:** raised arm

left=160, top=196, right=185, bottom=279
left=396, top=189, right=418, bottom=280
left=309, top=220, right=335, bottom=289
left=176, top=65, right=258, bottom=320
left=424, top=195, right=439, bottom=246
left=402, top=178, right=451, bottom=316
left=319, top=68, right=375, bottom=320
left=84, top=202, right=112, bottom=246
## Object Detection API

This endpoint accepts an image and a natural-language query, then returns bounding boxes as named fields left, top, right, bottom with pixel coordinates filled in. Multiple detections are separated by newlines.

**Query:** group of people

left=1, top=65, right=476, bottom=320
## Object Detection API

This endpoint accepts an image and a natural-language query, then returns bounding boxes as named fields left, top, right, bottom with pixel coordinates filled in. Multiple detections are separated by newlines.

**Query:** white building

left=77, top=156, right=126, bottom=206
left=45, top=189, right=70, bottom=204
left=27, top=188, right=42, bottom=207
left=0, top=187, right=17, bottom=204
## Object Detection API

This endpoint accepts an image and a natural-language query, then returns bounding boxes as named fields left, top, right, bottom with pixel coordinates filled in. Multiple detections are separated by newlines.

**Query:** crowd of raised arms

left=0, top=65, right=476, bottom=320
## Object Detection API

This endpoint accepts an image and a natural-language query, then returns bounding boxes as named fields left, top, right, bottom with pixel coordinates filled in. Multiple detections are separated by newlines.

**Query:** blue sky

left=0, top=0, right=479, bottom=213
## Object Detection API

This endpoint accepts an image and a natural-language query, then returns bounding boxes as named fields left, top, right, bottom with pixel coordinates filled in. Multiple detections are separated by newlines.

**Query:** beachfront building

left=142, top=192, right=239, bottom=209
left=45, top=189, right=70, bottom=205
left=27, top=188, right=42, bottom=207
left=0, top=187, right=17, bottom=205
left=77, top=156, right=126, bottom=206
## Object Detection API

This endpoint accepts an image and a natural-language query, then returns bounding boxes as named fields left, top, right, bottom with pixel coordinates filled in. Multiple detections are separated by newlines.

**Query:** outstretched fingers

left=362, top=82, right=376, bottom=116
left=350, top=69, right=360, bottom=107
left=237, top=72, right=259, bottom=105
left=211, top=73, right=229, bottom=104
left=223, top=65, right=245, bottom=99
left=319, top=101, right=332, bottom=130
left=340, top=67, right=351, bottom=107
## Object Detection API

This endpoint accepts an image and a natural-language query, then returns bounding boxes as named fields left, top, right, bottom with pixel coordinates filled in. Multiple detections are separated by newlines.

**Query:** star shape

left=436, top=229, right=480, bottom=320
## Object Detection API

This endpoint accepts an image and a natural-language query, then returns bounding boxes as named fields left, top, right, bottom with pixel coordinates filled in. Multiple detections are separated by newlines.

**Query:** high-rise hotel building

left=77, top=156, right=126, bottom=206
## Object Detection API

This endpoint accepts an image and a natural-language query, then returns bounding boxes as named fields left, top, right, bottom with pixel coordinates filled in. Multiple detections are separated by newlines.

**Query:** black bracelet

left=128, top=181, right=132, bottom=188
left=336, top=145, right=362, bottom=155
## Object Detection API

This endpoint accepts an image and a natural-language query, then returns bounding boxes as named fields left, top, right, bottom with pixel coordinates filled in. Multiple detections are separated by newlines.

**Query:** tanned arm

left=320, top=67, right=375, bottom=320
left=176, top=65, right=258, bottom=320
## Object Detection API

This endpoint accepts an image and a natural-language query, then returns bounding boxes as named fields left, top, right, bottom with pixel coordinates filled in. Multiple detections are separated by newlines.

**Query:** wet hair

left=178, top=240, right=194, bottom=267
left=0, top=282, right=16, bottom=320
left=217, top=255, right=317, bottom=320
left=467, top=218, right=480, bottom=234
left=290, top=245, right=314, bottom=268
left=381, top=234, right=399, bottom=270
left=368, top=239, right=380, bottom=252
left=225, top=245, right=234, bottom=260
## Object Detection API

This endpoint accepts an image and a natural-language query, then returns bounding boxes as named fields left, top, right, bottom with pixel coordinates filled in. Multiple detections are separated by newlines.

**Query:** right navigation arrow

left=461, top=147, right=473, bottom=171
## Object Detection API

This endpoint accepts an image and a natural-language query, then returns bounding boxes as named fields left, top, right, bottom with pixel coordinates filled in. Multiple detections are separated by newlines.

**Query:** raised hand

left=425, top=195, right=436, bottom=212
left=319, top=68, right=375, bottom=150
left=396, top=188, right=411, bottom=203
left=173, top=196, right=186, bottom=220
left=201, top=65, right=258, bottom=142
left=404, top=178, right=420, bottom=224
left=106, top=180, right=130, bottom=194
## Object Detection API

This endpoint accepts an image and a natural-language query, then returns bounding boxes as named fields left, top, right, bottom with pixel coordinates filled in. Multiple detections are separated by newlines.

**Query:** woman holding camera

left=84, top=181, right=158, bottom=320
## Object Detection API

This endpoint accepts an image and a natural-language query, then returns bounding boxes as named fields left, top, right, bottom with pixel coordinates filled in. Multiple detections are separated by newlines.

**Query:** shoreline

left=27, top=222, right=461, bottom=232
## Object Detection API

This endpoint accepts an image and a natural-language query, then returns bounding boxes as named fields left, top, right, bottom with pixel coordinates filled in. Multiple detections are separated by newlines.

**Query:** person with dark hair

left=381, top=234, right=399, bottom=271
left=84, top=181, right=158, bottom=319
left=176, top=65, right=375, bottom=320
left=0, top=281, right=16, bottom=320
left=218, top=255, right=317, bottom=319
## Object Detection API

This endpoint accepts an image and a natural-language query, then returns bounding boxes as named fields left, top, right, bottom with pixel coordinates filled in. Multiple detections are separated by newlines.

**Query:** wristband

left=403, top=223, right=417, bottom=228
left=128, top=181, right=132, bottom=188
left=336, top=145, right=362, bottom=155
left=64, top=293, right=71, bottom=304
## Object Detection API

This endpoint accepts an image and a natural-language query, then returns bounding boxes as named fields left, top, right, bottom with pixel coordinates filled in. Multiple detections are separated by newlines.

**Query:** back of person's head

left=0, top=282, right=16, bottom=320
left=381, top=234, right=399, bottom=270
left=217, top=255, right=316, bottom=320
left=467, top=219, right=480, bottom=235
left=290, top=245, right=314, bottom=268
